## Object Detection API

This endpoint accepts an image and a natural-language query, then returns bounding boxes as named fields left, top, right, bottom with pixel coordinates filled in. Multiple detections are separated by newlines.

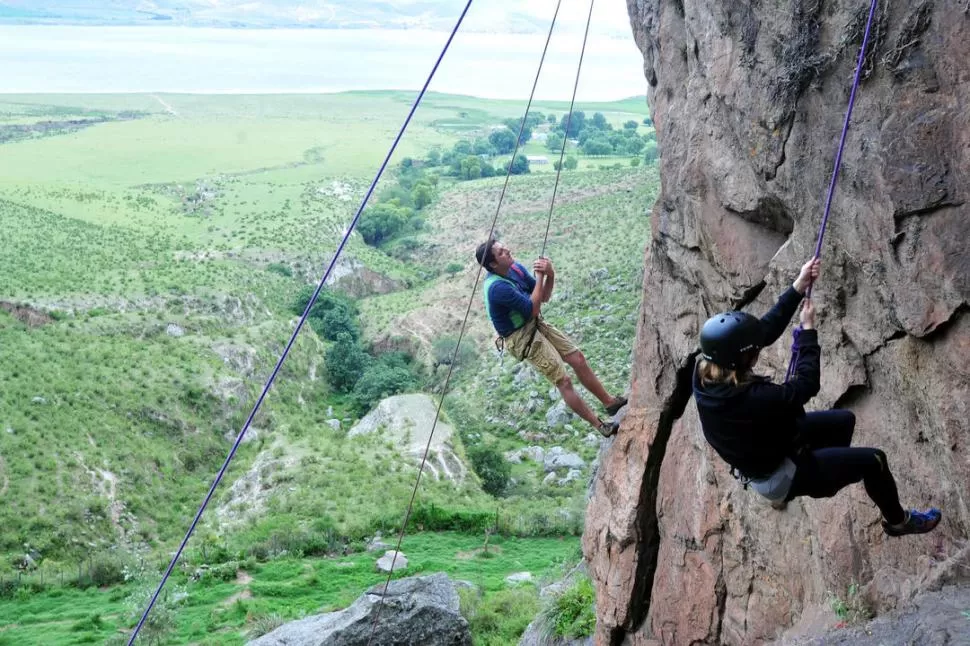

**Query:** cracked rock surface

left=584, top=1, right=970, bottom=644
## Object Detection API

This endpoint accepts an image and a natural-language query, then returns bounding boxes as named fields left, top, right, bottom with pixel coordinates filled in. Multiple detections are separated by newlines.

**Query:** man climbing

left=475, top=238, right=626, bottom=438
left=693, top=257, right=942, bottom=537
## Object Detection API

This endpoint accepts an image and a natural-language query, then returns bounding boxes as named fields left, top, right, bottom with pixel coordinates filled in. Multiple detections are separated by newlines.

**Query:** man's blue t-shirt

left=485, top=262, right=536, bottom=337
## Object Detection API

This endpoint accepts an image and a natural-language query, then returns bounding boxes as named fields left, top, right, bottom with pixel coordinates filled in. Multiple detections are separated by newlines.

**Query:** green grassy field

left=0, top=90, right=653, bottom=644
left=0, top=532, right=580, bottom=645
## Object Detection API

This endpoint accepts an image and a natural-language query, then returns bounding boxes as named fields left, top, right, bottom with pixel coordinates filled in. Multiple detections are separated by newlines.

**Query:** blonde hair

left=697, top=356, right=756, bottom=387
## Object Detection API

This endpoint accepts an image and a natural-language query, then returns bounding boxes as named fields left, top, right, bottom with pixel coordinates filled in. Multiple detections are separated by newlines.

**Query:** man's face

left=490, top=242, right=514, bottom=272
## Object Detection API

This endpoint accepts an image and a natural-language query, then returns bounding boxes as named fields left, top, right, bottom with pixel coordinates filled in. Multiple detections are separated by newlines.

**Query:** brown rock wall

left=585, top=1, right=970, bottom=644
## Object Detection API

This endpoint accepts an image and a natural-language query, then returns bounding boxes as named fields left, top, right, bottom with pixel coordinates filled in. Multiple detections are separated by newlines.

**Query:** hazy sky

left=465, top=0, right=633, bottom=36
left=0, top=1, right=645, bottom=99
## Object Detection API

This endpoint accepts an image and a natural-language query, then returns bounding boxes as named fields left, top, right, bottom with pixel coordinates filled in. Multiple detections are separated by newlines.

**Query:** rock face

left=584, top=1, right=970, bottom=645
left=248, top=572, right=471, bottom=646
left=348, top=394, right=468, bottom=483
left=774, top=584, right=970, bottom=645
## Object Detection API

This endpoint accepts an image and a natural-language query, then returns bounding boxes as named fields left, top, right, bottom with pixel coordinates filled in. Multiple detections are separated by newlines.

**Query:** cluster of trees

left=293, top=287, right=423, bottom=414
left=357, top=110, right=657, bottom=251
left=428, top=137, right=531, bottom=181
left=357, top=159, right=438, bottom=247
left=547, top=111, right=656, bottom=157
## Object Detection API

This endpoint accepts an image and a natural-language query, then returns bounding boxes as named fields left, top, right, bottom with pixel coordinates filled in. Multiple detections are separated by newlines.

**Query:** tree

left=426, top=147, right=441, bottom=165
left=643, top=141, right=659, bottom=163
left=505, top=154, right=530, bottom=175
left=622, top=135, right=645, bottom=156
left=624, top=120, right=639, bottom=130
left=591, top=112, right=609, bottom=130
left=292, top=287, right=361, bottom=341
left=325, top=333, right=369, bottom=393
left=642, top=116, right=653, bottom=126
left=488, top=128, right=516, bottom=155
left=453, top=140, right=473, bottom=156
left=630, top=157, right=642, bottom=167
left=358, top=202, right=411, bottom=245
left=460, top=155, right=482, bottom=180
left=473, top=138, right=495, bottom=156
left=313, top=308, right=359, bottom=342
left=563, top=156, right=578, bottom=170
left=525, top=111, right=544, bottom=129
left=411, top=181, right=434, bottom=210
left=581, top=136, right=613, bottom=156
left=545, top=132, right=565, bottom=153
left=558, top=110, right=585, bottom=138
left=503, top=118, right=533, bottom=145
left=469, top=445, right=511, bottom=497
left=352, top=364, right=417, bottom=413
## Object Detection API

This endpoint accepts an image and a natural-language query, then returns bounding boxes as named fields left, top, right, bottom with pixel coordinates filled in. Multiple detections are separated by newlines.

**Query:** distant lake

left=0, top=26, right=647, bottom=101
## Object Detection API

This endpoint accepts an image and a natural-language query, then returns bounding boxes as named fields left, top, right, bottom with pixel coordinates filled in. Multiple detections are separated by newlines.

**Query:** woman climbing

left=693, top=257, right=941, bottom=537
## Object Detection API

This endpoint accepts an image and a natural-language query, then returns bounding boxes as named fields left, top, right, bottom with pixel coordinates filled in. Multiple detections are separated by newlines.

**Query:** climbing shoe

left=882, top=508, right=942, bottom=537
left=605, top=395, right=628, bottom=416
left=597, top=420, right=619, bottom=438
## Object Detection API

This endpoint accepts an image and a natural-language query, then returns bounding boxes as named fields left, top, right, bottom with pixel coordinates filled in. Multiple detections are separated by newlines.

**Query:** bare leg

left=563, top=350, right=615, bottom=407
left=555, top=374, right=602, bottom=430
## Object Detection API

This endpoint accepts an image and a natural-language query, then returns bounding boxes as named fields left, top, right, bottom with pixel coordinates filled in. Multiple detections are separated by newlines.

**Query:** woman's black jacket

left=692, top=287, right=821, bottom=478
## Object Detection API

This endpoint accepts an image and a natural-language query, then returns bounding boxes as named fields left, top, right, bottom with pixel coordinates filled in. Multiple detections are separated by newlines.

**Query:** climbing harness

left=126, top=2, right=475, bottom=643
left=786, top=0, right=880, bottom=382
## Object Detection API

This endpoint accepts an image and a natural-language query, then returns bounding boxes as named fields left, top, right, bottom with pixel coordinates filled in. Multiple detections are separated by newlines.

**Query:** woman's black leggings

left=785, top=410, right=907, bottom=525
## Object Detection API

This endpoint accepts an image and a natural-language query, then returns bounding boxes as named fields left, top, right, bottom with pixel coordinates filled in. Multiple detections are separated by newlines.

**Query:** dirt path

left=150, top=94, right=179, bottom=117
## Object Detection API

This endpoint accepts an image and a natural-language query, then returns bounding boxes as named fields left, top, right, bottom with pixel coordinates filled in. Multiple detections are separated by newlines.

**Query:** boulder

left=505, top=572, right=533, bottom=586
left=348, top=394, right=468, bottom=483
left=543, top=447, right=584, bottom=472
left=375, top=550, right=408, bottom=573
left=545, top=400, right=574, bottom=428
left=248, top=572, right=471, bottom=646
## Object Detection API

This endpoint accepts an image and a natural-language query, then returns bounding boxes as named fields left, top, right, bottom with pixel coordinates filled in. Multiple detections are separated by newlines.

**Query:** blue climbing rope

left=126, top=1, right=475, bottom=642
left=786, top=0, right=879, bottom=382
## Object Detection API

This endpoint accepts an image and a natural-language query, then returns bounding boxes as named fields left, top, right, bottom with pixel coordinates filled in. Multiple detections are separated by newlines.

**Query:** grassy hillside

left=0, top=90, right=653, bottom=643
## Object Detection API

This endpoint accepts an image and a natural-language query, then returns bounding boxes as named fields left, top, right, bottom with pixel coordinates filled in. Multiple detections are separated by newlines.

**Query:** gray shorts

left=749, top=457, right=796, bottom=502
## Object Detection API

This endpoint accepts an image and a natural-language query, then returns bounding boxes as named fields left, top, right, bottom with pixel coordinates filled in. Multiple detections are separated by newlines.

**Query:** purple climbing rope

left=786, top=0, right=879, bottom=382
left=125, top=2, right=475, bottom=642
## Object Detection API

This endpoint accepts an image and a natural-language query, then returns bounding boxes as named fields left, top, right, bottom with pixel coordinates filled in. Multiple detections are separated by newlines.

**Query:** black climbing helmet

left=699, top=311, right=763, bottom=369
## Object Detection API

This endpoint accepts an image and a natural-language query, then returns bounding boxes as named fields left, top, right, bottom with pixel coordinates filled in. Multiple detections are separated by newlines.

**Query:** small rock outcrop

left=248, top=572, right=471, bottom=646
left=348, top=394, right=468, bottom=483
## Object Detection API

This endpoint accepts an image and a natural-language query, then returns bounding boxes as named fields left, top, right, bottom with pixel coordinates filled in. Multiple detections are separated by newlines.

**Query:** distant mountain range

left=0, top=0, right=631, bottom=35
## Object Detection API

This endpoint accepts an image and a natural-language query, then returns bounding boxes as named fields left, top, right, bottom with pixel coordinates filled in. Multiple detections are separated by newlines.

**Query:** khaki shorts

left=504, top=317, right=578, bottom=385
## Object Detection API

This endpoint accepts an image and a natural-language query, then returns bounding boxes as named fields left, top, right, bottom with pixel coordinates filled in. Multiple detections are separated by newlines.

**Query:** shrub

left=541, top=574, right=596, bottom=639
left=463, top=587, right=538, bottom=644
left=248, top=612, right=286, bottom=639
left=468, top=446, right=511, bottom=497
left=324, top=333, right=369, bottom=393
left=351, top=364, right=417, bottom=414
left=266, top=263, right=292, bottom=277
